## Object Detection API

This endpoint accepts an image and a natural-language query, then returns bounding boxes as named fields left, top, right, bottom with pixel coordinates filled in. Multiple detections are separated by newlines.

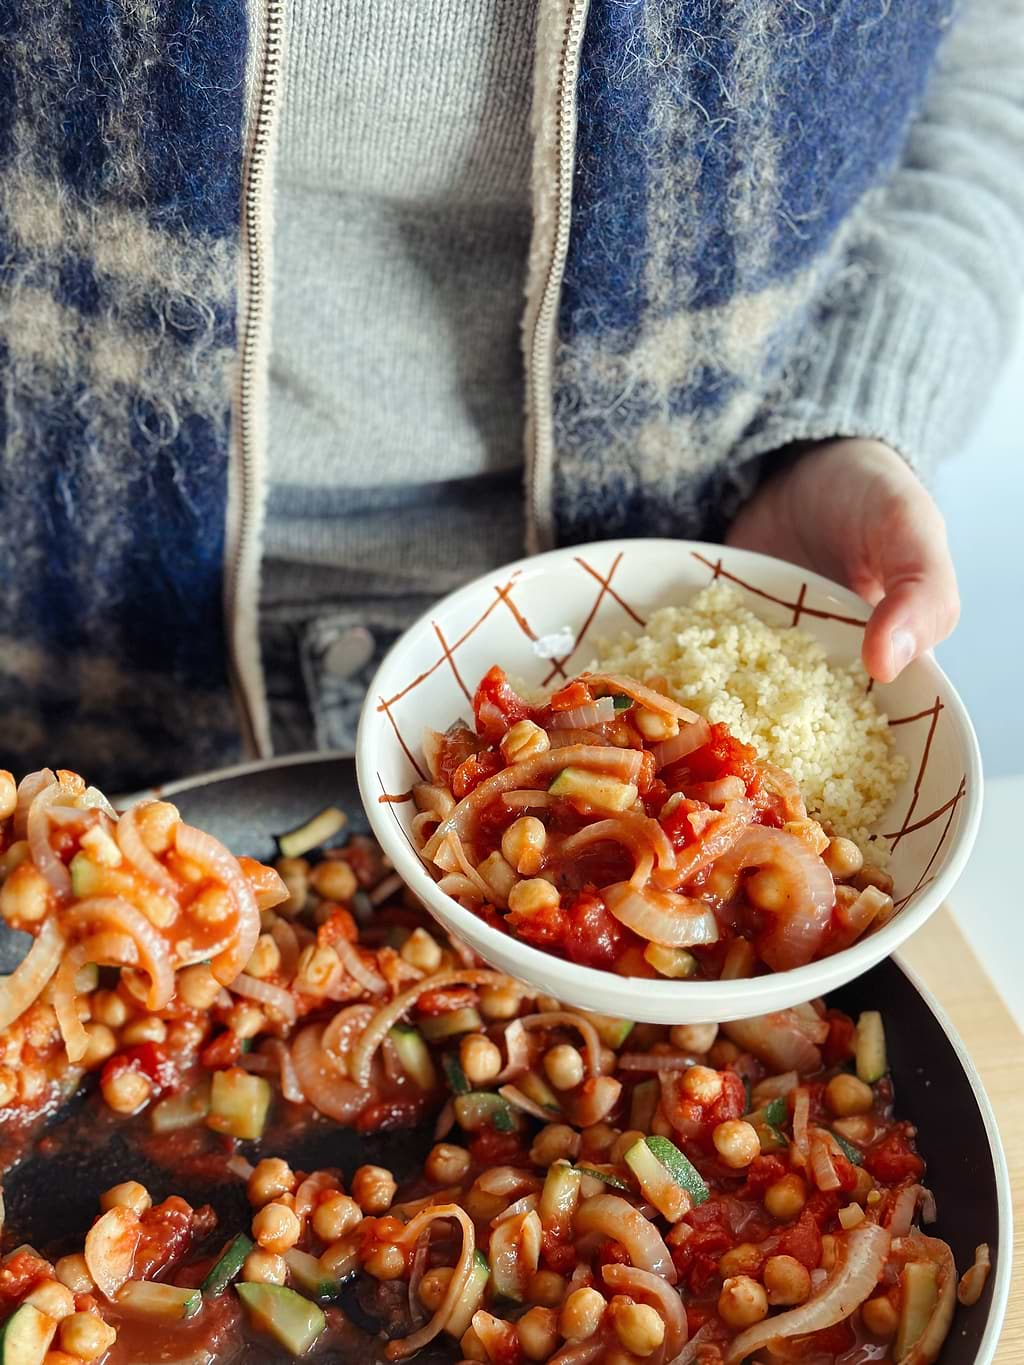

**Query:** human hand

left=726, top=439, right=960, bottom=682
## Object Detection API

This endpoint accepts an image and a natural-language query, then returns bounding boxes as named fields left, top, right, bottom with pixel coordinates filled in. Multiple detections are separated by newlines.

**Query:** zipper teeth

left=527, top=0, right=587, bottom=543
left=228, top=1, right=284, bottom=754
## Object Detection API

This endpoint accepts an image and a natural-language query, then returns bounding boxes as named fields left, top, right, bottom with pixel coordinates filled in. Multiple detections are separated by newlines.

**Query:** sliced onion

left=441, top=832, right=507, bottom=909
left=685, top=776, right=747, bottom=806
left=501, top=790, right=558, bottom=809
left=549, top=1338, right=607, bottom=1365
left=116, top=803, right=180, bottom=898
left=495, top=1018, right=532, bottom=1083
left=667, top=1322, right=718, bottom=1365
left=334, top=936, right=387, bottom=994
left=434, top=1098, right=456, bottom=1140
left=14, top=769, right=55, bottom=839
left=231, top=973, right=297, bottom=1025
left=290, top=1024, right=373, bottom=1123
left=476, top=1168, right=541, bottom=1198
left=580, top=674, right=700, bottom=723
left=792, top=1087, right=810, bottom=1156
left=722, top=1013, right=823, bottom=1075
left=66, top=898, right=174, bottom=1010
left=602, top=1263, right=687, bottom=1358
left=575, top=1194, right=676, bottom=1282
left=349, top=969, right=512, bottom=1088
left=564, top=1075, right=622, bottom=1127
left=652, top=718, right=712, bottom=770
left=617, top=1052, right=700, bottom=1073
left=54, top=933, right=138, bottom=1062
left=724, top=1223, right=891, bottom=1363
left=667, top=798, right=754, bottom=888
left=605, top=882, right=720, bottom=948
left=751, top=1071, right=800, bottom=1103
left=888, top=1185, right=935, bottom=1239
left=271, top=918, right=300, bottom=979
left=561, top=811, right=676, bottom=875
left=809, top=1138, right=842, bottom=1191
left=387, top=1205, right=476, bottom=1359
left=320, top=1004, right=376, bottom=1077
left=175, top=823, right=259, bottom=987
left=226, top=1154, right=254, bottom=1180
left=421, top=746, right=645, bottom=862
left=499, top=1084, right=557, bottom=1122
left=760, top=763, right=808, bottom=821
left=493, top=1192, right=540, bottom=1226
left=408, top=1228, right=432, bottom=1328
left=549, top=698, right=617, bottom=729
left=518, top=1011, right=603, bottom=1078
left=27, top=781, right=71, bottom=897
left=85, top=1206, right=141, bottom=1300
left=0, top=916, right=64, bottom=1031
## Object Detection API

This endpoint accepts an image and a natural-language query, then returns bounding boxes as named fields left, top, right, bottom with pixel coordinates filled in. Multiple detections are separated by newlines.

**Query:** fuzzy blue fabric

left=0, top=0, right=246, bottom=788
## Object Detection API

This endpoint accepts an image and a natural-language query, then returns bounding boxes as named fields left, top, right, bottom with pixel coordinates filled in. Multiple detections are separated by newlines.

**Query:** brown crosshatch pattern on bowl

left=374, top=548, right=969, bottom=933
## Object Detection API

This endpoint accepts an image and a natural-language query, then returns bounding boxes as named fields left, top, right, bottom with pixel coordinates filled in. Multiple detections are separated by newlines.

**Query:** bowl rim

left=355, top=537, right=985, bottom=1018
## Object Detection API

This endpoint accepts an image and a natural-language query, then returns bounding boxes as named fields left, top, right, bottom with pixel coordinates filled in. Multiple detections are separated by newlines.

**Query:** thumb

left=861, top=520, right=960, bottom=683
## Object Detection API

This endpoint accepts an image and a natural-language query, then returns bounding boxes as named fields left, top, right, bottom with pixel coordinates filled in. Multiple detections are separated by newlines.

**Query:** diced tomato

left=133, top=1196, right=200, bottom=1280
left=415, top=986, right=479, bottom=1016
left=822, top=1010, right=857, bottom=1067
left=636, top=749, right=657, bottom=796
left=0, top=1250, right=53, bottom=1302
left=686, top=724, right=759, bottom=787
left=436, top=724, right=480, bottom=791
left=452, top=749, right=504, bottom=799
left=473, top=666, right=534, bottom=742
left=659, top=798, right=705, bottom=852
left=102, top=1042, right=177, bottom=1096
left=707, top=1070, right=746, bottom=1128
left=832, top=1153, right=860, bottom=1193
left=673, top=1222, right=733, bottom=1292
left=541, top=1230, right=578, bottom=1275
left=562, top=891, right=625, bottom=969
left=804, top=1190, right=842, bottom=1227
left=469, top=1129, right=527, bottom=1166
left=864, top=1123, right=925, bottom=1184
left=642, top=778, right=669, bottom=817
left=333, top=836, right=387, bottom=889
left=355, top=1097, right=429, bottom=1132
left=507, top=901, right=569, bottom=950
left=317, top=908, right=358, bottom=947
left=685, top=1303, right=716, bottom=1334
left=774, top=1210, right=823, bottom=1269
left=595, top=1239, right=632, bottom=1271
left=546, top=680, right=594, bottom=713
left=739, top=1155, right=788, bottom=1199
left=200, top=1030, right=242, bottom=1070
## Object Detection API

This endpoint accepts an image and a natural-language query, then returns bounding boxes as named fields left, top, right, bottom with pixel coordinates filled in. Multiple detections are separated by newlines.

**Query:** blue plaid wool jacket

left=0, top=0, right=1019, bottom=789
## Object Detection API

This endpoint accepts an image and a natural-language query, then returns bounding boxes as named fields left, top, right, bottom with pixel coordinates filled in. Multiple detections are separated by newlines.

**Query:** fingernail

left=890, top=629, right=916, bottom=676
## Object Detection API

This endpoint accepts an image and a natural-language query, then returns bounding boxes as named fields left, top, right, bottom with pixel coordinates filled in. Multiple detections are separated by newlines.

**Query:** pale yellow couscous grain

left=593, top=584, right=907, bottom=858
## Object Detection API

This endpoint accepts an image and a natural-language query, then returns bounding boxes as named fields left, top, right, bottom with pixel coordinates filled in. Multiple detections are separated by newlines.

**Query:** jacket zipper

left=525, top=0, right=589, bottom=554
left=225, top=0, right=285, bottom=758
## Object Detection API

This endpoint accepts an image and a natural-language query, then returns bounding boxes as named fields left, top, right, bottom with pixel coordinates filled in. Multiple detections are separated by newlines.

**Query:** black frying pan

left=0, top=756, right=1010, bottom=1363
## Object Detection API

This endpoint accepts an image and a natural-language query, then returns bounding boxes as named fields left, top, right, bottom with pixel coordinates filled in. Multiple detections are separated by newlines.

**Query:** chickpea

left=579, top=1122, right=618, bottom=1160
left=682, top=1065, right=723, bottom=1104
left=135, top=800, right=179, bottom=853
left=24, top=1279, right=75, bottom=1319
left=228, top=1003, right=267, bottom=1039
left=719, top=1244, right=762, bottom=1277
left=508, top=878, right=560, bottom=917
left=0, top=862, right=51, bottom=929
left=823, top=837, right=864, bottom=880
left=746, top=868, right=791, bottom=913
left=310, top=859, right=358, bottom=903
left=479, top=984, right=522, bottom=1020
left=243, top=1249, right=288, bottom=1284
left=245, top=1159, right=295, bottom=1208
left=0, top=769, right=16, bottom=821
left=518, top=1306, right=560, bottom=1361
left=352, top=1164, right=397, bottom=1214
left=669, top=1023, right=718, bottom=1054
left=400, top=928, right=442, bottom=973
left=190, top=886, right=233, bottom=925
left=718, top=1276, right=769, bottom=1330
left=708, top=1039, right=741, bottom=1068
left=252, top=1202, right=301, bottom=1253
left=862, top=1295, right=900, bottom=1337
left=246, top=934, right=282, bottom=980
left=530, top=1123, right=581, bottom=1166
left=294, top=943, right=340, bottom=994
left=54, top=1255, right=94, bottom=1293
left=544, top=1044, right=585, bottom=1092
left=418, top=1266, right=454, bottom=1313
left=501, top=720, right=550, bottom=764
left=610, top=1129, right=647, bottom=1165
left=855, top=864, right=894, bottom=895
left=461, top=1326, right=489, bottom=1363
left=100, top=1181, right=151, bottom=1216
left=464, top=1183, right=509, bottom=1223
left=365, top=1244, right=406, bottom=1280
left=825, top=1074, right=874, bottom=1118
left=177, top=963, right=222, bottom=1010
left=425, top=1142, right=472, bottom=1186
left=0, top=1066, right=16, bottom=1108
left=764, top=1174, right=807, bottom=1221
left=459, top=1034, right=502, bottom=1087
left=713, top=1120, right=760, bottom=1169
left=122, top=1016, right=167, bottom=1046
left=833, top=1115, right=874, bottom=1145
left=559, top=1287, right=607, bottom=1341
left=501, top=817, right=547, bottom=876
left=528, top=1269, right=568, bottom=1307
left=312, top=1193, right=362, bottom=1243
left=101, top=1066, right=152, bottom=1114
left=275, top=857, right=310, bottom=915
left=166, top=1018, right=205, bottom=1055
left=609, top=1297, right=666, bottom=1356
left=764, top=1255, right=811, bottom=1306
left=477, top=851, right=518, bottom=901
left=634, top=708, right=679, bottom=741
left=851, top=1167, right=876, bottom=1205
left=59, top=1313, right=117, bottom=1362
left=90, top=990, right=130, bottom=1030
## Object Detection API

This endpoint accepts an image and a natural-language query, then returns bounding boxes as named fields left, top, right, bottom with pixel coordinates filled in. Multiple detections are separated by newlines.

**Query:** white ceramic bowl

left=357, top=539, right=982, bottom=1024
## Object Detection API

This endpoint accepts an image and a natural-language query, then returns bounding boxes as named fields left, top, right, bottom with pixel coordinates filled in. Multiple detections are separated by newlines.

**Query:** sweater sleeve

left=732, top=0, right=1024, bottom=484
